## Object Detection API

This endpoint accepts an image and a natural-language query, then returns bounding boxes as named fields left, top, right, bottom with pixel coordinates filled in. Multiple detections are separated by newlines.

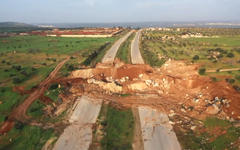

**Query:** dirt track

left=10, top=57, right=69, bottom=121
left=206, top=68, right=240, bottom=73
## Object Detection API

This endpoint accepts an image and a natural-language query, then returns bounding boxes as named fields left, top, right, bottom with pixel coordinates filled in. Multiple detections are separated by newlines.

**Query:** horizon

left=1, top=0, right=240, bottom=23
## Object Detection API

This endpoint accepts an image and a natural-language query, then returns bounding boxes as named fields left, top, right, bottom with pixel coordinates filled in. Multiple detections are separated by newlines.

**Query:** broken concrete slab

left=138, top=106, right=181, bottom=150
left=53, top=96, right=102, bottom=150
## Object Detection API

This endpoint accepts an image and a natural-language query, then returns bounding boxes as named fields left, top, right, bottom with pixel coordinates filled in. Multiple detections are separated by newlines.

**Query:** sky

left=0, top=0, right=240, bottom=23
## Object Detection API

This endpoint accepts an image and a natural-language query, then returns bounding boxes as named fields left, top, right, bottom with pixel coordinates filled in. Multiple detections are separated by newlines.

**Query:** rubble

left=66, top=59, right=240, bottom=121
left=206, top=104, right=220, bottom=115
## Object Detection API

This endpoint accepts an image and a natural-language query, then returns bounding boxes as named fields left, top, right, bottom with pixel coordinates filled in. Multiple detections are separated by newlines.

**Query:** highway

left=131, top=30, right=144, bottom=64
left=102, top=30, right=133, bottom=63
left=53, top=96, right=102, bottom=150
left=138, top=106, right=181, bottom=150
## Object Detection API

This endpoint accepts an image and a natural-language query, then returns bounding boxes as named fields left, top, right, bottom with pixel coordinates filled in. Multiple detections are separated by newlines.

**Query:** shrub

left=211, top=77, right=217, bottom=82
left=225, top=78, right=235, bottom=84
left=15, top=121, right=25, bottom=130
left=199, top=68, right=206, bottom=75
left=233, top=85, right=240, bottom=92
left=227, top=53, right=234, bottom=58
left=49, top=83, right=58, bottom=90
left=67, top=64, right=75, bottom=71
left=13, top=77, right=24, bottom=84
left=193, top=55, right=200, bottom=61
left=12, top=65, right=22, bottom=71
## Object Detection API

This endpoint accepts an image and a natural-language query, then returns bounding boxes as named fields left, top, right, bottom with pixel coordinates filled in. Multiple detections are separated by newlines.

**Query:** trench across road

left=131, top=30, right=144, bottom=64
left=102, top=30, right=133, bottom=63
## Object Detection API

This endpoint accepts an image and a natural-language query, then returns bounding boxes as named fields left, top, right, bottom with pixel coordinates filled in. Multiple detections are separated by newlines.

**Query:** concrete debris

left=66, top=60, right=240, bottom=121
left=128, top=81, right=148, bottom=92
left=71, top=69, right=94, bottom=79
left=206, top=104, right=220, bottom=115
left=190, top=126, right=197, bottom=131
left=87, top=79, right=122, bottom=93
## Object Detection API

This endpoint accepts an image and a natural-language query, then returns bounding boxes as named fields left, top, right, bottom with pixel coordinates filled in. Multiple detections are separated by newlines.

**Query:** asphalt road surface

left=102, top=31, right=133, bottom=63
left=53, top=96, right=102, bottom=150
left=138, top=106, right=181, bottom=150
left=131, top=30, right=144, bottom=64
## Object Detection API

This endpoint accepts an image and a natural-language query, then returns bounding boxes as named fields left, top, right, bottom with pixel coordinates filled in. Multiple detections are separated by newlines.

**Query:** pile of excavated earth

left=56, top=59, right=240, bottom=123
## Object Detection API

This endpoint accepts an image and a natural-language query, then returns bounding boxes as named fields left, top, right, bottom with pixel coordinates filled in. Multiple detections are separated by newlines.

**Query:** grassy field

left=0, top=34, right=118, bottom=150
left=116, top=32, right=135, bottom=64
left=0, top=124, right=55, bottom=150
left=0, top=35, right=116, bottom=54
left=101, top=105, right=135, bottom=150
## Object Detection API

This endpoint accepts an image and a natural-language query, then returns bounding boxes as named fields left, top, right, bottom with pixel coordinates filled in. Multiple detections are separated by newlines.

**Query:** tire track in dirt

left=0, top=57, right=69, bottom=134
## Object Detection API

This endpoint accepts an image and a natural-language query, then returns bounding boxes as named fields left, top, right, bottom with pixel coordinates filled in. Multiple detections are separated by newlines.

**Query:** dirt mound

left=69, top=60, right=240, bottom=121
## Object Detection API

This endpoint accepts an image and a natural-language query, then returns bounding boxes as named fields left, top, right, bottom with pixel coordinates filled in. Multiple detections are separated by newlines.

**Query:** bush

left=225, top=78, right=235, bottom=84
left=67, top=64, right=75, bottom=71
left=49, top=83, right=58, bottom=90
left=233, top=85, right=240, bottom=92
left=13, top=77, right=24, bottom=84
left=211, top=77, right=217, bottom=82
left=15, top=121, right=25, bottom=130
left=199, top=68, right=206, bottom=75
left=227, top=53, right=234, bottom=58
left=193, top=55, right=200, bottom=61
left=12, top=65, right=22, bottom=71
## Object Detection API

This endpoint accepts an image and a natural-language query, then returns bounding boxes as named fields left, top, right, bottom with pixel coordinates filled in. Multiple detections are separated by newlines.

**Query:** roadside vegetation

left=175, top=117, right=240, bottom=150
left=101, top=105, right=134, bottom=150
left=116, top=32, right=135, bottom=64
left=92, top=104, right=134, bottom=150
left=0, top=124, right=55, bottom=150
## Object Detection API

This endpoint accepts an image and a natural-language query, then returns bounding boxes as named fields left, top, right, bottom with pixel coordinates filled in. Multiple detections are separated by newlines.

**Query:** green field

left=0, top=34, right=118, bottom=150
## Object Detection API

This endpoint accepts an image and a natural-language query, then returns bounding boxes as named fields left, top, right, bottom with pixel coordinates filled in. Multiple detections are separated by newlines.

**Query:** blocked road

left=53, top=96, right=102, bottom=150
left=138, top=106, right=181, bottom=150
left=131, top=30, right=144, bottom=64
left=102, top=31, right=133, bottom=63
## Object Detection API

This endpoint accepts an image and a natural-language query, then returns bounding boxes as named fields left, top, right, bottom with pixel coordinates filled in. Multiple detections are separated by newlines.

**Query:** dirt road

left=138, top=106, right=181, bottom=150
left=131, top=30, right=144, bottom=64
left=53, top=96, right=102, bottom=150
left=206, top=68, right=240, bottom=73
left=102, top=31, right=133, bottom=63
left=9, top=57, right=70, bottom=121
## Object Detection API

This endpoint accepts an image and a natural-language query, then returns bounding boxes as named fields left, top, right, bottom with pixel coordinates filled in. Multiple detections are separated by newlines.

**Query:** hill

left=0, top=22, right=36, bottom=28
